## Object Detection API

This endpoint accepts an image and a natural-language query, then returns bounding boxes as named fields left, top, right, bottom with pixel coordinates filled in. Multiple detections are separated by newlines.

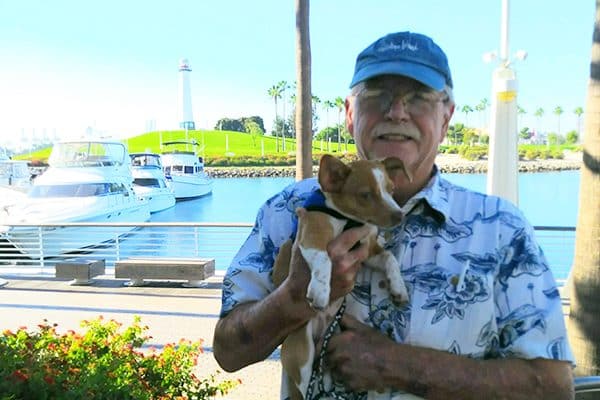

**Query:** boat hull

left=2, top=203, right=150, bottom=258
left=168, top=175, right=213, bottom=199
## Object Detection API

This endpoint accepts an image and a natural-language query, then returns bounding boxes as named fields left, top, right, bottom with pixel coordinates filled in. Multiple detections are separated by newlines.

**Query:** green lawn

left=19, top=130, right=357, bottom=164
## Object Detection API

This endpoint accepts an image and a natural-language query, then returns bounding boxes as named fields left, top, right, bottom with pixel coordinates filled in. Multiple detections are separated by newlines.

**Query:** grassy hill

left=18, top=130, right=357, bottom=166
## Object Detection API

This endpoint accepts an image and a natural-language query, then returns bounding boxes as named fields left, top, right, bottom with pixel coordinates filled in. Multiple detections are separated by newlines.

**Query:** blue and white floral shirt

left=220, top=169, right=574, bottom=400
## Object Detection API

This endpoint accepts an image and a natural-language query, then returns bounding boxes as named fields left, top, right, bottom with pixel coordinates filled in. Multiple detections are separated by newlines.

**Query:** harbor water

left=149, top=170, right=580, bottom=280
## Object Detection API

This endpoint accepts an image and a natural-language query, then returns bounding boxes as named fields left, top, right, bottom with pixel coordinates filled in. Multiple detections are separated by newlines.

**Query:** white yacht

left=161, top=140, right=213, bottom=200
left=130, top=152, right=175, bottom=213
left=0, top=159, right=31, bottom=190
left=0, top=140, right=150, bottom=257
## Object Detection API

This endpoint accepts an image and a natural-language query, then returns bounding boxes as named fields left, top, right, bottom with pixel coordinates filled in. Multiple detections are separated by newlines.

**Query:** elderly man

left=213, top=31, right=574, bottom=399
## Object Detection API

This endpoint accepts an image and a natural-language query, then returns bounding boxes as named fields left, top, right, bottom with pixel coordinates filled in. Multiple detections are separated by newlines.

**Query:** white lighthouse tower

left=178, top=58, right=195, bottom=130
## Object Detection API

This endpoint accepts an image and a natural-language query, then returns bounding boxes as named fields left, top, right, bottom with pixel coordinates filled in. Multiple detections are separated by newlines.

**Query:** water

left=149, top=171, right=581, bottom=280
left=151, top=170, right=581, bottom=227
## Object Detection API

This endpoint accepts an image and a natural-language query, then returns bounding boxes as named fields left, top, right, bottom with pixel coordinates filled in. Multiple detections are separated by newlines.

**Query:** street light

left=484, top=0, right=527, bottom=205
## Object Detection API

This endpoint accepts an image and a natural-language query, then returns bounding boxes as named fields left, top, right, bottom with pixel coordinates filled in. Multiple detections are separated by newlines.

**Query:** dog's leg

left=300, top=245, right=332, bottom=310
left=281, top=320, right=317, bottom=399
left=365, top=250, right=409, bottom=304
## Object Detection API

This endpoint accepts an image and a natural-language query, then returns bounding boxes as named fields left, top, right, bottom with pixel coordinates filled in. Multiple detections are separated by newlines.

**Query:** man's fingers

left=339, top=313, right=365, bottom=331
left=327, top=225, right=373, bottom=258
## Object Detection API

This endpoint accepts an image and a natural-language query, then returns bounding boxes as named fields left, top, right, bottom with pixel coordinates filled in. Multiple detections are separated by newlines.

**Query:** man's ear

left=440, top=103, right=455, bottom=143
left=345, top=97, right=355, bottom=138
left=319, top=154, right=350, bottom=193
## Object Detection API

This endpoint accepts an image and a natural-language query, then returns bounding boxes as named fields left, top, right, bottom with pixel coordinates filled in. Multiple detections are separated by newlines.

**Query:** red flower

left=12, top=370, right=28, bottom=381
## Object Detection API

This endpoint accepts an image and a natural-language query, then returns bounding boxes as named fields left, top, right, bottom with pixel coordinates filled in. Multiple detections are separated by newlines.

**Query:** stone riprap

left=206, top=155, right=582, bottom=178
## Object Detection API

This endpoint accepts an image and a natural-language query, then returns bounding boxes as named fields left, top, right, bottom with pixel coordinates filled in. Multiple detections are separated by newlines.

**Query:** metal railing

left=0, top=222, right=253, bottom=276
left=0, top=223, right=575, bottom=282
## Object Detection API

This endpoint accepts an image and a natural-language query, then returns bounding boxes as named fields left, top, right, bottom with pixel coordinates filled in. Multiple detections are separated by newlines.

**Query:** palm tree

left=478, top=98, right=489, bottom=132
left=534, top=107, right=545, bottom=136
left=574, top=106, right=584, bottom=138
left=334, top=96, right=344, bottom=152
left=517, top=105, right=527, bottom=131
left=553, top=106, right=564, bottom=136
left=295, top=0, right=312, bottom=180
left=323, top=100, right=335, bottom=129
left=268, top=84, right=282, bottom=152
left=278, top=80, right=290, bottom=147
left=461, top=105, right=474, bottom=128
left=312, top=95, right=321, bottom=133
left=567, top=1, right=600, bottom=376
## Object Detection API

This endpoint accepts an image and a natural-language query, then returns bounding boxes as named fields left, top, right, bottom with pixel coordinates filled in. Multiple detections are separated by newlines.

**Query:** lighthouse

left=178, top=58, right=195, bottom=130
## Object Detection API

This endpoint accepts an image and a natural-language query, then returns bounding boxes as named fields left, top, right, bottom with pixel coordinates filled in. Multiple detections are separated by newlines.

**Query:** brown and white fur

left=272, top=154, right=411, bottom=400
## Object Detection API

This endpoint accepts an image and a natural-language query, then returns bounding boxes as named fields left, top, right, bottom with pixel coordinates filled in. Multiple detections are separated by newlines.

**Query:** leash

left=304, top=299, right=367, bottom=400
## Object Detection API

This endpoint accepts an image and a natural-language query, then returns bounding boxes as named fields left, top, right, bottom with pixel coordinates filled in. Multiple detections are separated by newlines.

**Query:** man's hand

left=325, top=314, right=394, bottom=393
left=325, top=225, right=373, bottom=301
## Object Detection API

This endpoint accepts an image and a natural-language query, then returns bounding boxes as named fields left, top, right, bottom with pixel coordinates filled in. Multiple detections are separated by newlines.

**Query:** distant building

left=178, top=58, right=195, bottom=130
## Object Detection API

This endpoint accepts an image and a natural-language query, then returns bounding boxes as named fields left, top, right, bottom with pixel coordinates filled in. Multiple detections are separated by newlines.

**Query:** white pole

left=487, top=0, right=519, bottom=205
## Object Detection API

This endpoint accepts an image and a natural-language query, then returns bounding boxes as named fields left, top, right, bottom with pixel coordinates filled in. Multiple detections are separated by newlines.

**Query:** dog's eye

left=358, top=191, right=372, bottom=201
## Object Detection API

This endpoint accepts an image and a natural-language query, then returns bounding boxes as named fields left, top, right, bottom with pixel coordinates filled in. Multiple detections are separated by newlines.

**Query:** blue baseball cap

left=349, top=31, right=453, bottom=90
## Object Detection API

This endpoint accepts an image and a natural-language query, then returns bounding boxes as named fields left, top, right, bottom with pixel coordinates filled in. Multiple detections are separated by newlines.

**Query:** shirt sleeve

left=493, top=207, right=574, bottom=364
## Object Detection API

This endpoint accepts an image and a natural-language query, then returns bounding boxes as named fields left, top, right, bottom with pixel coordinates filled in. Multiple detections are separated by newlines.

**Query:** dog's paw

left=391, top=292, right=409, bottom=306
left=389, top=280, right=409, bottom=306
left=307, top=279, right=329, bottom=310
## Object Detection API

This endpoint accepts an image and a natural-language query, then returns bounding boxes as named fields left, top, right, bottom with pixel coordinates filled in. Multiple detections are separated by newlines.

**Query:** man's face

left=346, top=75, right=454, bottom=187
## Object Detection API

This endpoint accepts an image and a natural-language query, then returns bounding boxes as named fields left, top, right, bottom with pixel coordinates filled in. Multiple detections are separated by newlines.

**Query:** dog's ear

left=383, top=157, right=413, bottom=183
left=319, top=155, right=350, bottom=193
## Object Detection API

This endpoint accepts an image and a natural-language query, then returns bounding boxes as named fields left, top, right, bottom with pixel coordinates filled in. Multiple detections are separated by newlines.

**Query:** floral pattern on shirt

left=219, top=170, right=574, bottom=399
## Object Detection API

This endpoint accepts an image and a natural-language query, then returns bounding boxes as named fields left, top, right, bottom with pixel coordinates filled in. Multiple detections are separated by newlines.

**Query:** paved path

left=0, top=273, right=281, bottom=399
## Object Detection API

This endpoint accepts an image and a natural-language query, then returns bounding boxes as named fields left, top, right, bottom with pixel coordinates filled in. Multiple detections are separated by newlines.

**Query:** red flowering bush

left=0, top=316, right=238, bottom=399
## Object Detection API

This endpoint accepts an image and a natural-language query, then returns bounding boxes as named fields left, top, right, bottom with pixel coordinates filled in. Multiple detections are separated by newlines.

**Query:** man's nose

left=384, top=97, right=410, bottom=121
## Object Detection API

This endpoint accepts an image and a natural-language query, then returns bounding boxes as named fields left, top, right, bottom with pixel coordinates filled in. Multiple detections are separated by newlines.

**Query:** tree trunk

left=567, top=0, right=600, bottom=376
left=295, top=0, right=313, bottom=180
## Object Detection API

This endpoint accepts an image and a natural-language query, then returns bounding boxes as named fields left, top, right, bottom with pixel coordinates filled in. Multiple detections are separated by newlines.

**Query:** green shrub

left=550, top=149, right=564, bottom=159
left=461, top=146, right=487, bottom=161
left=525, top=149, right=539, bottom=160
left=0, top=316, right=238, bottom=399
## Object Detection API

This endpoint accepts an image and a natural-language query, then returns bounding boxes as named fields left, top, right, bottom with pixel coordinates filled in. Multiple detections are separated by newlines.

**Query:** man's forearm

left=386, top=344, right=573, bottom=399
left=213, top=283, right=315, bottom=372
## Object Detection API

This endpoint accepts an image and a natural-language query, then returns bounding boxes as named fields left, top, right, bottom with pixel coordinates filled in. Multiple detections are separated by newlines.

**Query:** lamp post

left=484, top=0, right=527, bottom=205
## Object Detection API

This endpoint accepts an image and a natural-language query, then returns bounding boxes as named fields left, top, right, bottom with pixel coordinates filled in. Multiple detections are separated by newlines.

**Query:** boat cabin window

left=29, top=183, right=129, bottom=198
left=184, top=166, right=194, bottom=174
left=134, top=178, right=161, bottom=188
left=49, top=142, right=126, bottom=167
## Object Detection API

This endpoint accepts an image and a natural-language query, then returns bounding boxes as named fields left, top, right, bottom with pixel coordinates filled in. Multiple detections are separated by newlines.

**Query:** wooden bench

left=114, top=257, right=215, bottom=287
left=55, top=258, right=106, bottom=285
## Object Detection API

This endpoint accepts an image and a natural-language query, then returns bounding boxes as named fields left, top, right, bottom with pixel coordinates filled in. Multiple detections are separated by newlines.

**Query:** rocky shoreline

left=206, top=154, right=583, bottom=178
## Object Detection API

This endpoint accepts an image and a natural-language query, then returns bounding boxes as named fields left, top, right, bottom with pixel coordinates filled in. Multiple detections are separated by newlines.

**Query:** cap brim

left=350, top=61, right=446, bottom=91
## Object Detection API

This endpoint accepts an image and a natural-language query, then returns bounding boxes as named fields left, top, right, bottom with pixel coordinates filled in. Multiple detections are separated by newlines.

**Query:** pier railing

left=0, top=223, right=576, bottom=282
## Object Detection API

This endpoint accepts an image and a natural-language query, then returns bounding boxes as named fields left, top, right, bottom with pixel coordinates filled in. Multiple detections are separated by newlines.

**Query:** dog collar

left=303, top=189, right=364, bottom=231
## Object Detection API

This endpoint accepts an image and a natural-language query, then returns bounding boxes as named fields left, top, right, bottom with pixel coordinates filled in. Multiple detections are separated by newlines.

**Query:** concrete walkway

left=0, top=273, right=281, bottom=399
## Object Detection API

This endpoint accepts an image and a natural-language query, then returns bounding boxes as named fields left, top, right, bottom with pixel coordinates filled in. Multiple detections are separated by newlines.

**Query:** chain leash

left=304, top=299, right=367, bottom=400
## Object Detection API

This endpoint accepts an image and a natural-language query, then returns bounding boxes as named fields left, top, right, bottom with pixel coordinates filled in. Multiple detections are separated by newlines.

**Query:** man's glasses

left=356, top=86, right=448, bottom=117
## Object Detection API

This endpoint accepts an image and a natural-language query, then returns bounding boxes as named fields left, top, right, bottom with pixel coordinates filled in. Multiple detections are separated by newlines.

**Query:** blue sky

left=0, top=1, right=594, bottom=148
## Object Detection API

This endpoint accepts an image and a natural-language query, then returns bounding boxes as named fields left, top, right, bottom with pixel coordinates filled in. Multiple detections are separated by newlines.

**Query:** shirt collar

left=401, top=165, right=449, bottom=223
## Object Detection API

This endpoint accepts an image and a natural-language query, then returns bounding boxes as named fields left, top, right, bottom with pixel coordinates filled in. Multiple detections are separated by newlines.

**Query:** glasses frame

left=355, top=85, right=449, bottom=117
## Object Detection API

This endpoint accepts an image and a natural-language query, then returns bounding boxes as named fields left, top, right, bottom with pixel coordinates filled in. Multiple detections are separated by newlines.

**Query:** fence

left=0, top=222, right=576, bottom=282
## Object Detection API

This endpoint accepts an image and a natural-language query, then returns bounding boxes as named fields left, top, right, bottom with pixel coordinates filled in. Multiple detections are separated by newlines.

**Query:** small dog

left=272, top=154, right=411, bottom=399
